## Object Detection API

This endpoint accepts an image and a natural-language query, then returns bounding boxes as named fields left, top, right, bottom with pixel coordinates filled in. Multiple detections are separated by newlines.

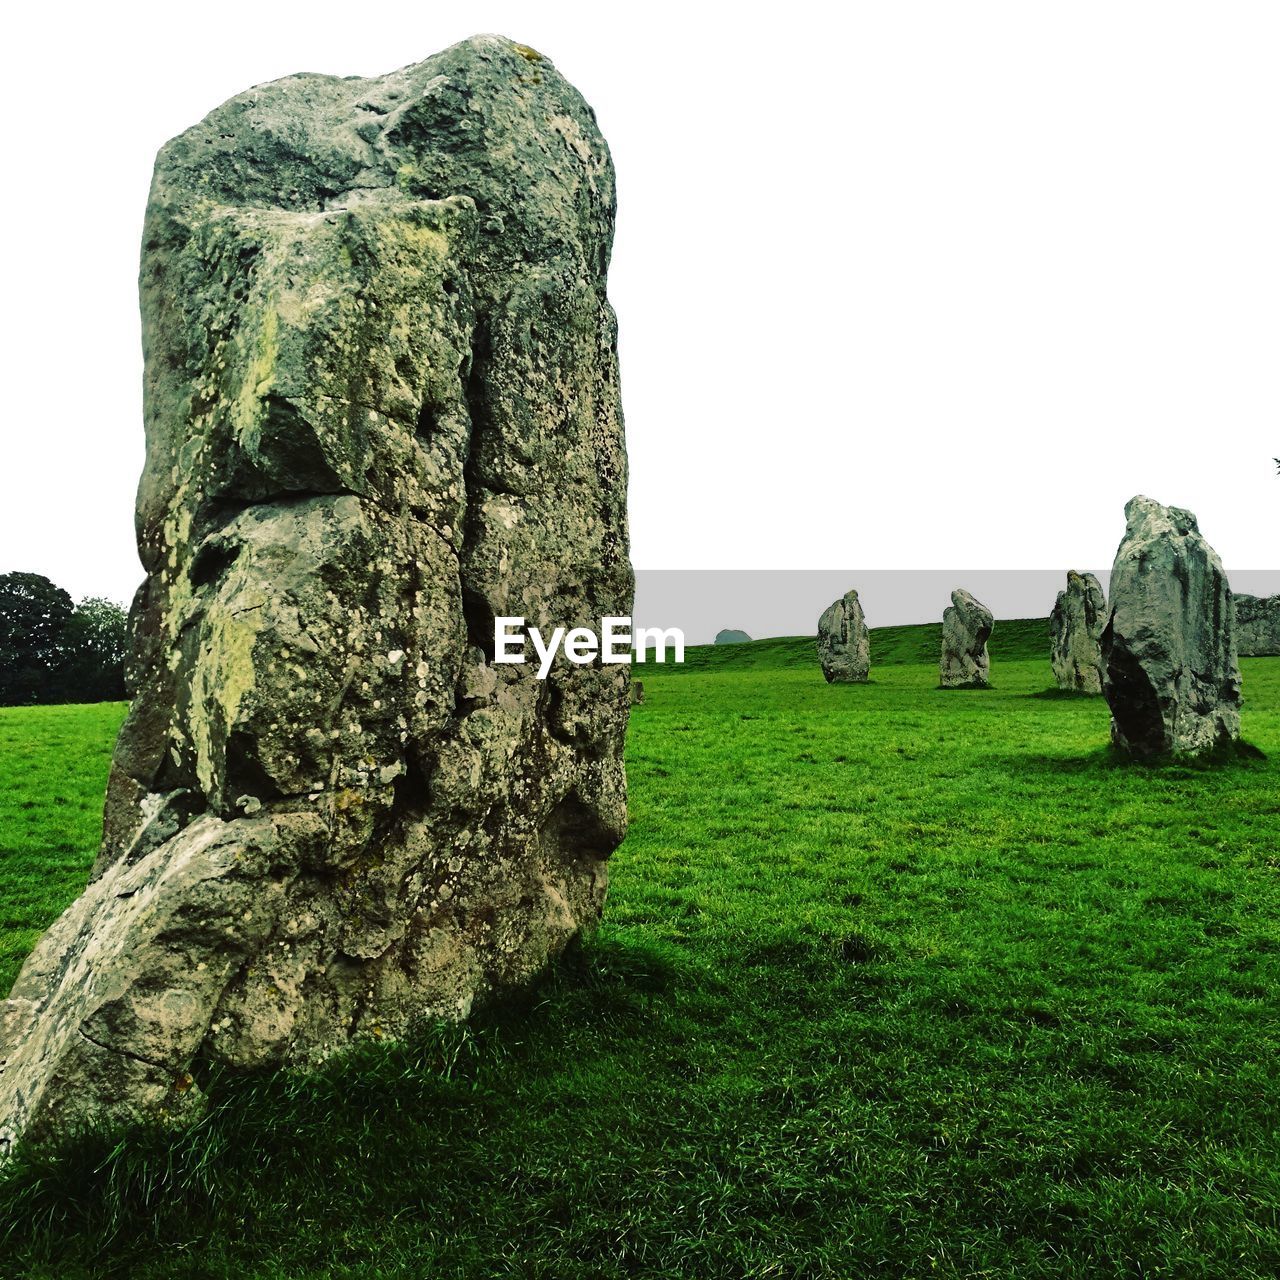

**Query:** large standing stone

left=940, top=590, right=993, bottom=688
left=817, top=589, right=870, bottom=683
left=1049, top=571, right=1106, bottom=693
left=0, top=36, right=631, bottom=1151
left=1234, top=594, right=1280, bottom=656
left=1101, top=496, right=1239, bottom=759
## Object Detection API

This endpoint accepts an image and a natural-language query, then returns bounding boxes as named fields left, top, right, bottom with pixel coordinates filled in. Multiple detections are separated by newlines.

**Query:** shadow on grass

left=983, top=740, right=1268, bottom=780
left=0, top=933, right=692, bottom=1271
left=1027, top=686, right=1102, bottom=700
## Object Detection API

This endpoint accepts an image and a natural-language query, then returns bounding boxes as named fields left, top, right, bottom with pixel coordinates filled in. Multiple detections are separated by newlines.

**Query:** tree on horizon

left=0, top=572, right=127, bottom=705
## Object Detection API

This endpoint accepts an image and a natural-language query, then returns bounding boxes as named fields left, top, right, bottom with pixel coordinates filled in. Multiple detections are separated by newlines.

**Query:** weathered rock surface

left=939, top=590, right=993, bottom=688
left=1234, top=594, right=1280, bottom=657
left=0, top=35, right=631, bottom=1151
left=1049, top=571, right=1106, bottom=693
left=1101, top=496, right=1238, bottom=759
left=715, top=629, right=751, bottom=645
left=817, top=589, right=870, bottom=683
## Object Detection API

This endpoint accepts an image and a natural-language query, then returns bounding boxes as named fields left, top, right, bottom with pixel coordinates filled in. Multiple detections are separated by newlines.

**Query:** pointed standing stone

left=1049, top=571, right=1106, bottom=693
left=940, top=590, right=993, bottom=688
left=817, top=589, right=870, bottom=683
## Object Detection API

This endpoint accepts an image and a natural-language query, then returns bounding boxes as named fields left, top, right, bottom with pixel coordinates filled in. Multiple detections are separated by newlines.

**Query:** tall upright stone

left=1101, top=496, right=1239, bottom=759
left=0, top=36, right=632, bottom=1151
left=1049, top=571, right=1106, bottom=693
left=817, top=589, right=870, bottom=683
left=939, top=590, right=993, bottom=688
left=1234, top=594, right=1280, bottom=657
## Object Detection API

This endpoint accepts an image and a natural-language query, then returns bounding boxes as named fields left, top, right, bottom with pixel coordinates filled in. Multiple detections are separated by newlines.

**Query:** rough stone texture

left=715, top=629, right=751, bottom=645
left=0, top=35, right=631, bottom=1151
left=939, top=590, right=993, bottom=688
left=1101, top=496, right=1239, bottom=759
left=816, top=589, right=870, bottom=683
left=1049, top=571, right=1106, bottom=693
left=1234, top=594, right=1280, bottom=657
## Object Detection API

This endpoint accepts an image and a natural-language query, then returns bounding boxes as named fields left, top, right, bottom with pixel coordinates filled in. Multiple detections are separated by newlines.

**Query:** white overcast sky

left=2, top=1, right=1277, bottom=611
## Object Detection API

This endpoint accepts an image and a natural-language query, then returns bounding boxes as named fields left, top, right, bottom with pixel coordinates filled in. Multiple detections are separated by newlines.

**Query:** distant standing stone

left=817, top=589, right=870, bottom=683
left=1233, top=594, right=1280, bottom=657
left=1101, top=495, right=1240, bottom=759
left=631, top=680, right=645, bottom=704
left=715, top=629, right=751, bottom=644
left=940, top=590, right=994, bottom=688
left=1049, top=571, right=1106, bottom=693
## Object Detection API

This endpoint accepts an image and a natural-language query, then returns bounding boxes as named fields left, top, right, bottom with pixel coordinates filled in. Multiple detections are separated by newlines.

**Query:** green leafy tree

left=0, top=573, right=128, bottom=705
left=61, top=596, right=128, bottom=703
left=0, top=572, right=76, bottom=705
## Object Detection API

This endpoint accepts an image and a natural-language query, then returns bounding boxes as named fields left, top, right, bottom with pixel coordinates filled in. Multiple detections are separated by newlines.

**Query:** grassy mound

left=665, top=616, right=1049, bottom=675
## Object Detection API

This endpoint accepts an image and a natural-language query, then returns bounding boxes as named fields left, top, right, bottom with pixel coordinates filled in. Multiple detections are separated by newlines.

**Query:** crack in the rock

left=78, top=1027, right=173, bottom=1077
left=207, top=480, right=461, bottom=564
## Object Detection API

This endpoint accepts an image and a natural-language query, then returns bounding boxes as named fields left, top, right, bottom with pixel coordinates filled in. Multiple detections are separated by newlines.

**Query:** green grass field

left=3, top=622, right=1279, bottom=1278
